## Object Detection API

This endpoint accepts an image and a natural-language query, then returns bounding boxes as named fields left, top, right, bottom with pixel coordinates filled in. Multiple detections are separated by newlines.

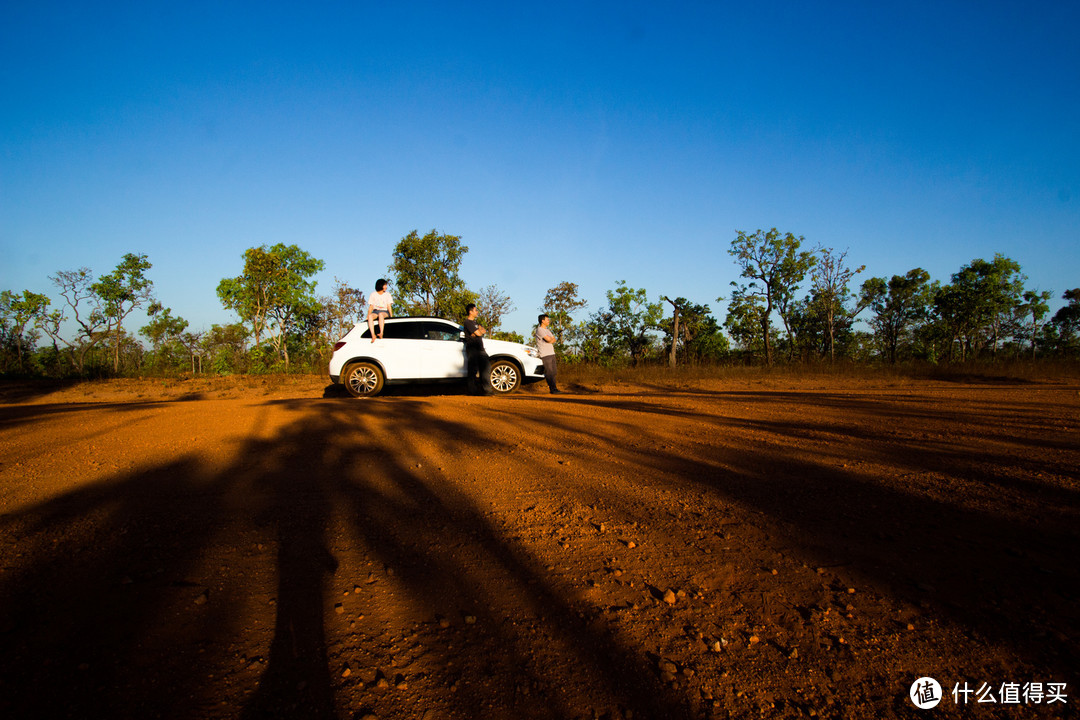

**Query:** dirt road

left=1, top=374, right=1077, bottom=719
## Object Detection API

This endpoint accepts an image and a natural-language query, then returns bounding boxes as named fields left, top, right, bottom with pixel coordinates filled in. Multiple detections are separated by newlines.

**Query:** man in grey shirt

left=534, top=314, right=562, bottom=394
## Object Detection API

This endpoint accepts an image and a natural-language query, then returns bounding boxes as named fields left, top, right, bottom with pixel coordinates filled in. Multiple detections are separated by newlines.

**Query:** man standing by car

left=463, top=303, right=492, bottom=395
left=534, top=313, right=562, bottom=394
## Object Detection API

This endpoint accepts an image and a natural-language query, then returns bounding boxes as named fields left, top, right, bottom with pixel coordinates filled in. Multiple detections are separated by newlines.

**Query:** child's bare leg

left=368, top=315, right=377, bottom=341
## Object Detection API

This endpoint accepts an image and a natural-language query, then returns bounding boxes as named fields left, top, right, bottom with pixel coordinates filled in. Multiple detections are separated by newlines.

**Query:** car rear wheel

left=488, top=360, right=521, bottom=394
left=343, top=362, right=385, bottom=397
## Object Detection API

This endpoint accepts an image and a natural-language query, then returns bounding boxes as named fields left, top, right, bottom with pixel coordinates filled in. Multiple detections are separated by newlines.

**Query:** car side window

left=421, top=322, right=462, bottom=342
left=381, top=323, right=423, bottom=340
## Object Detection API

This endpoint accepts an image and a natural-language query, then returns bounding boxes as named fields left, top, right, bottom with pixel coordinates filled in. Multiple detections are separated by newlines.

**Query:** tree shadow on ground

left=0, top=398, right=700, bottom=719
left=521, top=388, right=1080, bottom=680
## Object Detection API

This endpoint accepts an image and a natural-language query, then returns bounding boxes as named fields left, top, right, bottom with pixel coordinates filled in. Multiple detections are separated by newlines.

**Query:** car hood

left=484, top=338, right=535, bottom=354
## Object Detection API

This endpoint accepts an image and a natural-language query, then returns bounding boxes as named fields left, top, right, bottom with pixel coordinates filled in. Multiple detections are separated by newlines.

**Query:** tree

left=592, top=281, right=663, bottom=365
left=91, top=253, right=155, bottom=373
left=141, top=303, right=188, bottom=351
left=202, top=323, right=250, bottom=374
left=934, top=254, right=1025, bottom=361
left=728, top=228, right=815, bottom=365
left=140, top=303, right=189, bottom=370
left=542, top=281, right=588, bottom=353
left=389, top=229, right=473, bottom=317
left=660, top=298, right=727, bottom=365
left=661, top=297, right=683, bottom=367
left=810, top=247, right=864, bottom=362
left=722, top=286, right=768, bottom=360
left=859, top=269, right=935, bottom=363
left=40, top=268, right=108, bottom=374
left=0, top=290, right=50, bottom=372
left=1050, top=289, right=1080, bottom=354
left=217, top=244, right=325, bottom=370
left=179, top=329, right=206, bottom=374
left=475, top=284, right=515, bottom=333
left=319, top=278, right=366, bottom=346
left=1018, top=290, right=1052, bottom=360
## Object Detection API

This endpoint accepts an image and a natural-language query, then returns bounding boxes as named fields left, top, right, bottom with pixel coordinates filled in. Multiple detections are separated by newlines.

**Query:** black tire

left=488, top=359, right=521, bottom=394
left=342, top=362, right=385, bottom=397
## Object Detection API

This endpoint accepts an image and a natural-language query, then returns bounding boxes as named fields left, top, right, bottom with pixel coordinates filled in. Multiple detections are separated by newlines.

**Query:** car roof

left=382, top=316, right=460, bottom=323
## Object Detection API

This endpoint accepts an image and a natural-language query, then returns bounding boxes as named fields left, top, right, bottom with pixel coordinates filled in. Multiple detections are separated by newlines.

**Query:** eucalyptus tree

left=217, top=244, right=324, bottom=370
left=0, top=290, right=50, bottom=371
left=476, top=284, right=515, bottom=333
left=1018, top=290, right=1053, bottom=359
left=859, top=269, right=935, bottom=363
left=91, top=253, right=155, bottom=373
left=593, top=281, right=663, bottom=365
left=1051, top=289, right=1080, bottom=354
left=389, top=229, right=475, bottom=317
left=140, top=302, right=189, bottom=369
left=934, top=254, right=1024, bottom=360
left=810, top=247, right=865, bottom=361
left=728, top=228, right=815, bottom=364
left=42, top=268, right=107, bottom=374
left=660, top=297, right=726, bottom=366
left=319, top=277, right=366, bottom=346
left=722, top=285, right=768, bottom=360
left=542, top=281, right=588, bottom=346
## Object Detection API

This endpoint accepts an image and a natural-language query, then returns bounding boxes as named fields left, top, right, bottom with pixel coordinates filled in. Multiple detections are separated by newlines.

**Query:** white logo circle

left=910, top=677, right=942, bottom=709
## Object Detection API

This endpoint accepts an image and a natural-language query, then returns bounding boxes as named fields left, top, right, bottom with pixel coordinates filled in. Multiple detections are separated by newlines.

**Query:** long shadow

left=258, top=398, right=699, bottom=719
left=1, top=395, right=702, bottom=719
left=0, top=453, right=240, bottom=719
left=509, top=389, right=1080, bottom=679
left=3, top=387, right=1076, bottom=717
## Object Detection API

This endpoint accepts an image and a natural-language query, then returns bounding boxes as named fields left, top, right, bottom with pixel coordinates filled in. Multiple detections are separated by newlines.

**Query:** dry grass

left=560, top=359, right=1080, bottom=390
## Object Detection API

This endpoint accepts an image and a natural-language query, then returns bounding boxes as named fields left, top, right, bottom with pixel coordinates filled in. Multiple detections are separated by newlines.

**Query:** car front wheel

left=488, top=360, right=521, bottom=394
left=343, top=362, right=385, bottom=397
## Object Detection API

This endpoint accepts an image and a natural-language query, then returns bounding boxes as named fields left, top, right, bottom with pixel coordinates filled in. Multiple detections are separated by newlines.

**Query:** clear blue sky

left=3, top=1, right=1078, bottom=339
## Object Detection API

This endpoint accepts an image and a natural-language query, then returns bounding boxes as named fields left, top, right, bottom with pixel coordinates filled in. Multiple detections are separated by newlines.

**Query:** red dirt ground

left=0, top=372, right=1077, bottom=719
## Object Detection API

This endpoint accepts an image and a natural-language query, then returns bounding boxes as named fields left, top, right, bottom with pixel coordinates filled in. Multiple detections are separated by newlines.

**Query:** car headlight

left=525, top=346, right=540, bottom=358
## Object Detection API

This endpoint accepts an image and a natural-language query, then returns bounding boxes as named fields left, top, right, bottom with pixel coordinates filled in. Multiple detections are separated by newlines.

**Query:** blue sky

left=2, top=1, right=1078, bottom=339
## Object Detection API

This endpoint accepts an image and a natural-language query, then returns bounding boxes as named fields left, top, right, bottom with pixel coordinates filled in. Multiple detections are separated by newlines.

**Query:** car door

left=415, top=321, right=467, bottom=378
left=376, top=321, right=425, bottom=379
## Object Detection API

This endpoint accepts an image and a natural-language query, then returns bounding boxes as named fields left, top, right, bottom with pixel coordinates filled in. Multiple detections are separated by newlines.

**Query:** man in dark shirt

left=463, top=303, right=492, bottom=395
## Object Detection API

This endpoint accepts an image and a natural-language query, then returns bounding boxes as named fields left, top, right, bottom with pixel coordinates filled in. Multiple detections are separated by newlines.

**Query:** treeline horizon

left=2, top=228, right=1079, bottom=379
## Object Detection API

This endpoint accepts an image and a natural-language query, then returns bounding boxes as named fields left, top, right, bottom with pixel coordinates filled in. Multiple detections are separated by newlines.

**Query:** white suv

left=329, top=316, right=546, bottom=397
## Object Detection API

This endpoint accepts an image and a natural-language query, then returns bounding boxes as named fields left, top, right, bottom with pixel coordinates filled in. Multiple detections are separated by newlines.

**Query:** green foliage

left=728, top=228, right=816, bottom=364
left=722, top=286, right=768, bottom=360
left=810, top=247, right=864, bottom=361
left=659, top=298, right=728, bottom=365
left=389, top=229, right=474, bottom=317
left=41, top=267, right=107, bottom=375
left=933, top=254, right=1025, bottom=361
left=542, top=281, right=588, bottom=349
left=1050, top=289, right=1080, bottom=354
left=92, top=253, right=155, bottom=372
left=202, top=323, right=250, bottom=374
left=0, top=289, right=50, bottom=372
left=589, top=281, right=663, bottom=365
left=491, top=330, right=526, bottom=344
left=140, top=303, right=190, bottom=372
left=1016, top=289, right=1053, bottom=359
left=217, top=244, right=324, bottom=370
left=860, top=269, right=935, bottom=363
